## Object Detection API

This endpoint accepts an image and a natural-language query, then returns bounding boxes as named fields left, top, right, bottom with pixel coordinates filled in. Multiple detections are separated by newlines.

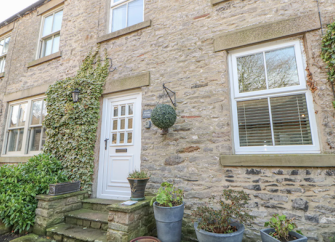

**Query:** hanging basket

left=151, top=104, right=177, bottom=132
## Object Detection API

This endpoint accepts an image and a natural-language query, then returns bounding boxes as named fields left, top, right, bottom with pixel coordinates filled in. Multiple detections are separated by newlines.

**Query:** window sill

left=0, top=156, right=31, bottom=163
left=211, top=0, right=229, bottom=5
left=27, top=51, right=62, bottom=68
left=97, top=20, right=152, bottom=43
left=0, top=72, right=4, bottom=78
left=220, top=154, right=335, bottom=167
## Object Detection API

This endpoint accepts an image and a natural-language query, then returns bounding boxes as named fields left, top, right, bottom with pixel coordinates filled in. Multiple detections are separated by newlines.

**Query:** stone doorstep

left=65, top=209, right=108, bottom=224
left=47, top=223, right=107, bottom=242
left=83, top=199, right=121, bottom=212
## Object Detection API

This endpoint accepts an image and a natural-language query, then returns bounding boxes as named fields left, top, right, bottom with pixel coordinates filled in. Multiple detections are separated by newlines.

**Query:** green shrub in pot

left=127, top=170, right=150, bottom=201
left=192, top=189, right=254, bottom=242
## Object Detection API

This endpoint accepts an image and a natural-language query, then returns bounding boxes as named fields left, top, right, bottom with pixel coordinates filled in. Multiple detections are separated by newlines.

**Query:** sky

left=0, top=0, right=40, bottom=23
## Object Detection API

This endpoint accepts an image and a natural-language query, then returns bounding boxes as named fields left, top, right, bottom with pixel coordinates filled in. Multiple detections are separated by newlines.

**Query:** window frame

left=2, top=96, right=47, bottom=157
left=228, top=39, right=320, bottom=154
left=109, top=0, right=144, bottom=33
left=36, top=6, right=63, bottom=59
left=0, top=33, right=11, bottom=73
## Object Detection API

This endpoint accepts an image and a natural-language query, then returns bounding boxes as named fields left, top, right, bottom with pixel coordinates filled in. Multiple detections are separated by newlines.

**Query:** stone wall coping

left=220, top=154, right=335, bottom=167
left=0, top=22, right=14, bottom=37
left=211, top=0, right=229, bottom=5
left=214, top=13, right=321, bottom=51
left=0, top=72, right=4, bottom=79
left=37, top=0, right=65, bottom=16
left=103, top=71, right=150, bottom=94
left=97, top=20, right=151, bottom=43
left=4, top=83, right=50, bottom=102
left=107, top=196, right=154, bottom=213
left=27, top=51, right=62, bottom=68
left=36, top=191, right=88, bottom=201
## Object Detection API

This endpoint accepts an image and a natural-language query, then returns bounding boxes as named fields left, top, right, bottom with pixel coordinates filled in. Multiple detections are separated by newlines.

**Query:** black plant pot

left=127, top=178, right=149, bottom=201
left=260, top=229, right=307, bottom=242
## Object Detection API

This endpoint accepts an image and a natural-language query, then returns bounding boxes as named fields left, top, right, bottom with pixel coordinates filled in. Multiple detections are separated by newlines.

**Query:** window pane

left=0, top=57, right=5, bottom=73
left=237, top=98, right=273, bottom=146
left=52, top=10, right=63, bottom=32
left=112, top=133, right=117, bottom=144
left=113, top=0, right=123, bottom=2
left=42, top=37, right=53, bottom=57
left=8, top=130, right=18, bottom=152
left=128, top=0, right=143, bottom=27
left=18, top=103, right=27, bottom=126
left=119, top=133, right=124, bottom=143
left=127, top=132, right=132, bottom=143
left=10, top=105, right=19, bottom=128
left=128, top=118, right=133, bottom=129
left=17, top=129, right=24, bottom=151
left=120, top=119, right=125, bottom=129
left=43, top=15, right=53, bottom=36
left=42, top=101, right=47, bottom=122
left=112, top=4, right=127, bottom=32
left=128, top=104, right=133, bottom=115
left=0, top=40, right=3, bottom=55
left=3, top=37, right=10, bottom=54
left=113, top=120, right=118, bottom=130
left=266, top=47, right=299, bottom=89
left=237, top=53, right=266, bottom=93
left=113, top=107, right=118, bottom=117
left=30, top=127, right=42, bottom=151
left=271, top=94, right=312, bottom=145
left=121, top=106, right=126, bottom=116
left=31, top=100, right=43, bottom=125
left=52, top=34, right=60, bottom=54
left=41, top=127, right=46, bottom=150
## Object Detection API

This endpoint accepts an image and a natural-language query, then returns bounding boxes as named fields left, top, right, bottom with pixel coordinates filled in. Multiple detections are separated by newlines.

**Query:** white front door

left=97, top=92, right=142, bottom=200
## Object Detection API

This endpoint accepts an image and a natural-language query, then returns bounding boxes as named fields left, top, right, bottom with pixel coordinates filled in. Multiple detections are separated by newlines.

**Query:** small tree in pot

left=150, top=182, right=184, bottom=242
left=127, top=170, right=150, bottom=201
left=192, top=189, right=254, bottom=242
left=261, top=214, right=307, bottom=242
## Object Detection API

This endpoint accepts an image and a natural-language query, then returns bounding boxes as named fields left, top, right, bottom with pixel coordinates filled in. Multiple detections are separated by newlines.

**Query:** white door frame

left=97, top=90, right=142, bottom=199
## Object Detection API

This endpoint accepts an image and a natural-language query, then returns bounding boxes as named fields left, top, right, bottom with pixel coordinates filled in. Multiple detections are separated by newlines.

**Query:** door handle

left=104, top=138, right=109, bottom=150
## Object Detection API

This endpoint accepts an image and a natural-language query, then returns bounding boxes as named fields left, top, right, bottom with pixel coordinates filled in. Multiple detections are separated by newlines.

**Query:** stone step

left=82, top=198, right=122, bottom=212
left=65, top=209, right=108, bottom=230
left=47, top=223, right=107, bottom=242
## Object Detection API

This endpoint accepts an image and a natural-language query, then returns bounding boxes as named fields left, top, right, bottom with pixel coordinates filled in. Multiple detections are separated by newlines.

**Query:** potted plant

left=261, top=214, right=307, bottom=242
left=192, top=189, right=254, bottom=242
left=127, top=170, right=150, bottom=201
left=150, top=182, right=184, bottom=242
left=151, top=104, right=177, bottom=134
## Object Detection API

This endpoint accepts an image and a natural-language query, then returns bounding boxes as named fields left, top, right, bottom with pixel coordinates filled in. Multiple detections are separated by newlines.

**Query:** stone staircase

left=46, top=199, right=120, bottom=242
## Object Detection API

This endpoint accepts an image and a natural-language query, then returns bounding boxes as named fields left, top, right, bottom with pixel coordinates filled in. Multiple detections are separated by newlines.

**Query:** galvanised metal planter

left=260, top=229, right=308, bottom=242
left=153, top=201, right=184, bottom=242
left=194, top=221, right=245, bottom=242
left=127, top=178, right=149, bottom=201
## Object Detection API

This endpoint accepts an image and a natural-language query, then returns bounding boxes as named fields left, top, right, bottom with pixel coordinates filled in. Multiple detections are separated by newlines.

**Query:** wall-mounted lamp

left=72, top=88, right=80, bottom=103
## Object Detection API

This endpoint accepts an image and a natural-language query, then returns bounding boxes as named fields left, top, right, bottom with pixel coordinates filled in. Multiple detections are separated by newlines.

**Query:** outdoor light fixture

left=72, top=88, right=80, bottom=103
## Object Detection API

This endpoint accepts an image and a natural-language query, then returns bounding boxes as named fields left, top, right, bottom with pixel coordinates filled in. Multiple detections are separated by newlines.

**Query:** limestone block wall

left=33, top=191, right=88, bottom=235
left=107, top=197, right=155, bottom=242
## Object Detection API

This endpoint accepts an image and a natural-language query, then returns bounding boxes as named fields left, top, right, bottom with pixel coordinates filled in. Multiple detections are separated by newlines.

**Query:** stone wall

left=107, top=197, right=155, bottom=242
left=33, top=191, right=88, bottom=235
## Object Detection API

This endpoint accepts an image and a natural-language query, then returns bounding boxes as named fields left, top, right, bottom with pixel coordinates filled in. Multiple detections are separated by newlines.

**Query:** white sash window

left=229, top=40, right=320, bottom=154
left=110, top=0, right=144, bottom=32
left=0, top=34, right=10, bottom=73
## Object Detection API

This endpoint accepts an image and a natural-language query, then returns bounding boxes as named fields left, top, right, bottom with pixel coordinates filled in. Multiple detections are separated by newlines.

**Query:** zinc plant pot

left=127, top=178, right=149, bottom=201
left=153, top=201, right=185, bottom=242
left=194, top=221, right=245, bottom=242
left=260, top=229, right=308, bottom=242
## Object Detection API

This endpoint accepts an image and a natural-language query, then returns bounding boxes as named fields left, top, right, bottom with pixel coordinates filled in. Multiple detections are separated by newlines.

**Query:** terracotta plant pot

left=127, top=178, right=149, bottom=201
left=129, top=236, right=161, bottom=242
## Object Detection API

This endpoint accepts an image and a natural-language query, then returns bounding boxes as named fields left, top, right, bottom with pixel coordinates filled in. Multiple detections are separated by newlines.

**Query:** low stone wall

left=33, top=191, right=88, bottom=235
left=107, top=196, right=155, bottom=242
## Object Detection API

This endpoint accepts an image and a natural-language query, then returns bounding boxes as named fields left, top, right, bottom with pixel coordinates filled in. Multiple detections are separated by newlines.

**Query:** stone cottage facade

left=0, top=0, right=335, bottom=241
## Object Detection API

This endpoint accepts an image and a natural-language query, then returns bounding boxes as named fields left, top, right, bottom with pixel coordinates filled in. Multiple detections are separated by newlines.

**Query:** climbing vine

left=321, top=21, right=335, bottom=108
left=43, top=47, right=110, bottom=193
